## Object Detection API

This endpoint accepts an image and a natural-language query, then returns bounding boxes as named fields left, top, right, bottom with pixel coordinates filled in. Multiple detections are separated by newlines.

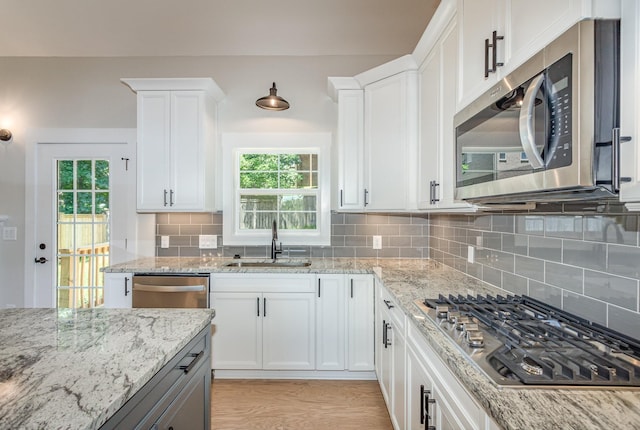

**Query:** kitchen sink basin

left=224, top=260, right=311, bottom=268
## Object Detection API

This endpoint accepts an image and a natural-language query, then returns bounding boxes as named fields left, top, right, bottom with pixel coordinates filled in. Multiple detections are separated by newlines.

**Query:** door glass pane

left=55, top=159, right=110, bottom=309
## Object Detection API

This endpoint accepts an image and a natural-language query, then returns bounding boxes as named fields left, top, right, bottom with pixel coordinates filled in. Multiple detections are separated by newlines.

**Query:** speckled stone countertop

left=0, top=308, right=214, bottom=430
left=105, top=257, right=640, bottom=429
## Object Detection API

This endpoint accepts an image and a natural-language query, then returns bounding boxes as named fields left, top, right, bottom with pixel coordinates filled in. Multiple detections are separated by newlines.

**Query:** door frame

left=24, top=128, right=146, bottom=308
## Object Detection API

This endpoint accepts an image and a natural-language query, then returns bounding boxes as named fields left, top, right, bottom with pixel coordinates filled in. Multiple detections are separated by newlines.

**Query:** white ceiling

left=0, top=0, right=440, bottom=57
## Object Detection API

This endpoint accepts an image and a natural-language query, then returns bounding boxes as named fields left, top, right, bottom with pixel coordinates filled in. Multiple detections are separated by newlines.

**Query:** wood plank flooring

left=211, top=379, right=393, bottom=430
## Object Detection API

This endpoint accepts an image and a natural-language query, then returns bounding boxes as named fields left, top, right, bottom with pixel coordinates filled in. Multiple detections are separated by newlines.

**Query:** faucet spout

left=271, top=220, right=282, bottom=260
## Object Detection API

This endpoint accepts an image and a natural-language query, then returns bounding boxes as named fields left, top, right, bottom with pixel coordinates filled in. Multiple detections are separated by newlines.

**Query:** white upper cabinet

left=328, top=78, right=366, bottom=211
left=328, top=56, right=418, bottom=212
left=121, top=78, right=224, bottom=212
left=457, top=0, right=621, bottom=110
left=620, top=0, right=640, bottom=209
left=363, top=69, right=418, bottom=211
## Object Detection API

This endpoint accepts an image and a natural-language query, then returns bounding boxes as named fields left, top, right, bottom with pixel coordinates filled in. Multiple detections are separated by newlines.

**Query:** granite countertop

left=0, top=308, right=214, bottom=430
left=104, top=257, right=640, bottom=429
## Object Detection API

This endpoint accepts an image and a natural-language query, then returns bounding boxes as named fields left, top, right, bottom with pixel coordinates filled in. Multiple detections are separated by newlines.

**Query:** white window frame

left=222, top=133, right=331, bottom=246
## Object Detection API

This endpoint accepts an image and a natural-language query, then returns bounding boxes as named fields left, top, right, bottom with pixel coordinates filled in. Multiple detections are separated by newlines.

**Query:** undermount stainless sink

left=224, top=260, right=311, bottom=268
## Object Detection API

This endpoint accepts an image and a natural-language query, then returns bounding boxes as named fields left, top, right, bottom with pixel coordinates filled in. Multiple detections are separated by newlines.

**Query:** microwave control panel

left=546, top=54, right=573, bottom=169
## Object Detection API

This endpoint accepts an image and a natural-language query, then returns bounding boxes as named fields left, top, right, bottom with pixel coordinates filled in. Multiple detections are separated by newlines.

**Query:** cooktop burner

left=416, top=294, right=640, bottom=388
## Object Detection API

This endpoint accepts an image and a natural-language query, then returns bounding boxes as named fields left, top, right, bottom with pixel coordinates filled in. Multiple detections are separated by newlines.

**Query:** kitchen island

left=0, top=307, right=214, bottom=429
left=105, top=257, right=640, bottom=430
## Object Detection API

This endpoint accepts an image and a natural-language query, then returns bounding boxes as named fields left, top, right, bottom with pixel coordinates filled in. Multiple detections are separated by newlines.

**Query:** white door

left=347, top=275, right=375, bottom=371
left=25, top=129, right=137, bottom=308
left=262, top=292, right=316, bottom=370
left=316, top=275, right=346, bottom=370
left=210, top=292, right=263, bottom=369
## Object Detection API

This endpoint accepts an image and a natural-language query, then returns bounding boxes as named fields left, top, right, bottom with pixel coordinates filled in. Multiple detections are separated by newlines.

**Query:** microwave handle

left=518, top=74, right=546, bottom=169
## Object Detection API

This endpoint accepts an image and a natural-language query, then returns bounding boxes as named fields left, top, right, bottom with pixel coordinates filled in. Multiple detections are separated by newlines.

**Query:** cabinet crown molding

left=121, top=77, right=225, bottom=102
left=327, top=77, right=362, bottom=101
left=354, top=54, right=418, bottom=87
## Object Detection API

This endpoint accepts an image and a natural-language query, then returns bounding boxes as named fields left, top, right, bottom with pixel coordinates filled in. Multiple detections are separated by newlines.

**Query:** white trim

left=213, top=369, right=376, bottom=380
left=222, top=133, right=331, bottom=246
left=24, top=128, right=138, bottom=308
left=121, top=77, right=225, bottom=102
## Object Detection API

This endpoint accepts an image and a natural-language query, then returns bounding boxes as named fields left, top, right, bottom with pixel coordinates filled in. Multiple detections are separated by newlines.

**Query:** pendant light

left=256, top=82, right=290, bottom=111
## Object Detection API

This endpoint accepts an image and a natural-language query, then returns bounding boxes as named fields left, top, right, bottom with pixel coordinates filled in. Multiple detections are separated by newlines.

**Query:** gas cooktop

left=415, top=294, right=640, bottom=389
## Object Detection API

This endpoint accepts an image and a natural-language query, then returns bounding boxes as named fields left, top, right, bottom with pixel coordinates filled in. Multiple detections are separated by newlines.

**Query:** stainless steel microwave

left=454, top=20, right=624, bottom=204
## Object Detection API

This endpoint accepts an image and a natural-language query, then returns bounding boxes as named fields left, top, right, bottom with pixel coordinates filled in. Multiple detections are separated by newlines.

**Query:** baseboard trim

left=212, top=369, right=377, bottom=380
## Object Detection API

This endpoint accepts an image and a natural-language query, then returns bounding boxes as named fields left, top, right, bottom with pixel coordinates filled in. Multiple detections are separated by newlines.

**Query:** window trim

left=222, top=133, right=331, bottom=246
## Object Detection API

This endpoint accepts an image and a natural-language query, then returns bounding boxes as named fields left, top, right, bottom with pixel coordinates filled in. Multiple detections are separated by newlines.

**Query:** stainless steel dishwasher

left=132, top=274, right=209, bottom=308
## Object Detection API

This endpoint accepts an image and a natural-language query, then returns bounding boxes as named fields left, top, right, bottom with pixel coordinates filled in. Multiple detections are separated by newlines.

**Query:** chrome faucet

left=271, top=220, right=283, bottom=260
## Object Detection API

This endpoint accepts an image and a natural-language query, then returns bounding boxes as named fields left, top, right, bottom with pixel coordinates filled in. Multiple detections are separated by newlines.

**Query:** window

left=223, top=133, right=331, bottom=246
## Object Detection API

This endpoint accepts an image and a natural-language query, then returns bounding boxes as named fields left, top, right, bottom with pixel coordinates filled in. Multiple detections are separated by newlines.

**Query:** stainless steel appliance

left=416, top=294, right=640, bottom=388
left=132, top=274, right=209, bottom=308
left=454, top=20, right=627, bottom=204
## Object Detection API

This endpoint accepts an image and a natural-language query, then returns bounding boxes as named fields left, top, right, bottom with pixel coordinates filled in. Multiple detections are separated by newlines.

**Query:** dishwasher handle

left=133, top=284, right=207, bottom=293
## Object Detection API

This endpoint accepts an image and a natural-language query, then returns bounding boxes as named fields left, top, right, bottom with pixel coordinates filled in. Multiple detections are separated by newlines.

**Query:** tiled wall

left=155, top=212, right=429, bottom=259
left=429, top=209, right=640, bottom=339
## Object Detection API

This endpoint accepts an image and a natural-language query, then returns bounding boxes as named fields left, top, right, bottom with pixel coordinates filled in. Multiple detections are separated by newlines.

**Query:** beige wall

left=0, top=54, right=395, bottom=307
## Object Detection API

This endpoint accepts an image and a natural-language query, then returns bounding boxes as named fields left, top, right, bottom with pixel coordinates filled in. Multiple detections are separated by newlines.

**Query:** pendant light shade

left=256, top=82, right=290, bottom=111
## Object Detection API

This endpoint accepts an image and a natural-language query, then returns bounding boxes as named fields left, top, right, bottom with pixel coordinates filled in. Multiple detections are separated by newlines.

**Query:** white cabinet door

left=417, top=45, right=441, bottom=210
left=316, top=275, right=346, bottom=370
left=262, top=292, right=316, bottom=370
left=347, top=275, right=374, bottom=371
left=336, top=90, right=365, bottom=210
left=406, top=345, right=435, bottom=430
left=377, top=305, right=393, bottom=406
left=458, top=0, right=505, bottom=108
left=169, top=91, right=206, bottom=210
left=137, top=91, right=171, bottom=211
left=620, top=0, right=640, bottom=208
left=391, top=321, right=406, bottom=430
left=125, top=78, right=222, bottom=213
left=364, top=71, right=418, bottom=211
left=210, top=292, right=262, bottom=370
left=103, top=272, right=133, bottom=308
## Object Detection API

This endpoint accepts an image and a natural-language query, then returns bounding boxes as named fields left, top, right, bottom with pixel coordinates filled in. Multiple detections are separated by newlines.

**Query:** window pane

left=295, top=172, right=317, bottom=189
left=77, top=160, right=93, bottom=190
left=57, top=255, right=74, bottom=287
left=58, top=192, right=74, bottom=216
left=95, top=160, right=109, bottom=190
left=278, top=154, right=302, bottom=171
left=279, top=195, right=316, bottom=211
left=240, top=211, right=278, bottom=230
left=77, top=192, right=92, bottom=214
left=240, top=195, right=278, bottom=211
left=57, top=160, right=74, bottom=190
left=57, top=288, right=72, bottom=308
left=240, top=154, right=278, bottom=171
left=95, top=192, right=109, bottom=214
left=280, top=212, right=317, bottom=230
left=279, top=171, right=303, bottom=189
left=240, top=172, right=278, bottom=189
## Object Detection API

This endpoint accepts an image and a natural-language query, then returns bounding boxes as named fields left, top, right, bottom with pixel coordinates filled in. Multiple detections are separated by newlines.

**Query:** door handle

left=170, top=189, right=175, bottom=206
left=263, top=297, right=267, bottom=317
left=163, top=189, right=168, bottom=207
left=383, top=299, right=394, bottom=309
left=34, top=257, right=48, bottom=264
left=518, top=73, right=546, bottom=169
left=179, top=351, right=204, bottom=374
left=364, top=189, right=369, bottom=207
left=124, top=277, right=130, bottom=297
left=491, top=30, right=504, bottom=72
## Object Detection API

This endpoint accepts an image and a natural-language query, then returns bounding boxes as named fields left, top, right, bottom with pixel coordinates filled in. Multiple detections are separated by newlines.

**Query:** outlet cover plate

left=199, top=235, right=217, bottom=249
left=372, top=235, right=382, bottom=250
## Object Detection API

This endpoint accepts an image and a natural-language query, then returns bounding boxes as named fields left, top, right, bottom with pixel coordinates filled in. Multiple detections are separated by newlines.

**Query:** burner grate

left=422, top=294, right=640, bottom=387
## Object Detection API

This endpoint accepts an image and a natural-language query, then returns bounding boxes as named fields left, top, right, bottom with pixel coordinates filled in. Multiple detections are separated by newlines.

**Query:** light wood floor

left=211, top=379, right=393, bottom=430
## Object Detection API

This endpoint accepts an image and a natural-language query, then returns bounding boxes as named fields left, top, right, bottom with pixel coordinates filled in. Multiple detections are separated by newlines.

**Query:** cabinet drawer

left=211, top=274, right=315, bottom=293
left=378, top=284, right=404, bottom=331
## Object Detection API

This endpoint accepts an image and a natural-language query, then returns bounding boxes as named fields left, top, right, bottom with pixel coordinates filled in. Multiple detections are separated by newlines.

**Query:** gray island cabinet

left=0, top=308, right=213, bottom=430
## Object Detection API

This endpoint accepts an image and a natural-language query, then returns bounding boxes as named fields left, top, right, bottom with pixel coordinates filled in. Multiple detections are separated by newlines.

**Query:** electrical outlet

left=160, top=236, right=170, bottom=248
left=199, top=235, right=217, bottom=249
left=372, top=235, right=382, bottom=250
left=467, top=245, right=475, bottom=264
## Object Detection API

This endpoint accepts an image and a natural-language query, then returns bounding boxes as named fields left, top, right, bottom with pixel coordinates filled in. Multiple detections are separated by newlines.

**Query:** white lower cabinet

left=211, top=273, right=374, bottom=376
left=103, top=272, right=133, bottom=308
left=376, top=282, right=500, bottom=430
left=376, top=283, right=406, bottom=430
left=346, top=275, right=375, bottom=371
left=210, top=274, right=316, bottom=371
